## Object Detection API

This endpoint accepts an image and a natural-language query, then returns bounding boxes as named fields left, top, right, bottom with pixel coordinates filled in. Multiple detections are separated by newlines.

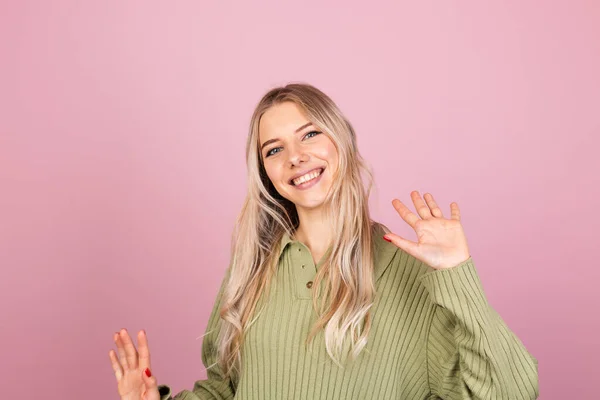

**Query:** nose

left=287, top=143, right=308, bottom=167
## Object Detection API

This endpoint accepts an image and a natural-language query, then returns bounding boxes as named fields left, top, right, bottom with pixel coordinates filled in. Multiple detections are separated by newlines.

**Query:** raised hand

left=383, top=191, right=471, bottom=270
left=108, top=329, right=160, bottom=400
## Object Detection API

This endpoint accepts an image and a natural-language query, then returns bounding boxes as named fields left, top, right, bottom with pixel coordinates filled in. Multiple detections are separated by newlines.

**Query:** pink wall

left=1, top=1, right=598, bottom=398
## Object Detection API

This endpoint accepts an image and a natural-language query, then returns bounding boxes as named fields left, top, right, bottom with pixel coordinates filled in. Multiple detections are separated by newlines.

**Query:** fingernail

left=383, top=235, right=391, bottom=242
left=145, top=368, right=152, bottom=378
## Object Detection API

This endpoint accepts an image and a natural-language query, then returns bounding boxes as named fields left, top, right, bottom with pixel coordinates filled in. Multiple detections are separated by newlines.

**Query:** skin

left=108, top=103, right=473, bottom=399
left=108, top=329, right=159, bottom=400
left=258, top=101, right=339, bottom=264
left=385, top=191, right=471, bottom=270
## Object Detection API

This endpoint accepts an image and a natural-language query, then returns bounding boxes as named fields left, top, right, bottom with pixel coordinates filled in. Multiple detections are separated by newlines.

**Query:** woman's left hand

left=383, top=191, right=471, bottom=270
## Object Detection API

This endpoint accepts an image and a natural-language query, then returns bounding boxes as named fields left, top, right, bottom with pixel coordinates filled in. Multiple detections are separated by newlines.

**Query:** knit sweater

left=158, top=222, right=539, bottom=399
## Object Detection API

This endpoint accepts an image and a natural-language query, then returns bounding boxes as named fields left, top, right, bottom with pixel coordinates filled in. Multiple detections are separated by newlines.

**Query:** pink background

left=1, top=1, right=598, bottom=399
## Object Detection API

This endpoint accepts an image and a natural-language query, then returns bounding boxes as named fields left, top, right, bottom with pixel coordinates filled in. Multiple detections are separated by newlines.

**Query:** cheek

left=264, top=164, right=284, bottom=188
left=323, top=143, right=339, bottom=169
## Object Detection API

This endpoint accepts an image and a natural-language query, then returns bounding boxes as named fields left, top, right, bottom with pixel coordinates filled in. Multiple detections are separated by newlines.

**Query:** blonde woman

left=108, top=83, right=539, bottom=399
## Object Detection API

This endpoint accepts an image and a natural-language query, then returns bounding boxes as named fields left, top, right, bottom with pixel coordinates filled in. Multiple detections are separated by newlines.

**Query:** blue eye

left=304, top=130, right=321, bottom=139
left=266, top=147, right=282, bottom=157
left=264, top=131, right=322, bottom=158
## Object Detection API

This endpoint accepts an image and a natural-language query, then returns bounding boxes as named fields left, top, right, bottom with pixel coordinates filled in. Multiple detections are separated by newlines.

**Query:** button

left=306, top=281, right=313, bottom=288
left=301, top=264, right=305, bottom=269
left=298, top=248, right=301, bottom=252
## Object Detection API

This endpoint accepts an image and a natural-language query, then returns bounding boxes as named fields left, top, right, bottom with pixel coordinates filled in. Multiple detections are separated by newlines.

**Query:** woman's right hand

left=109, top=329, right=161, bottom=400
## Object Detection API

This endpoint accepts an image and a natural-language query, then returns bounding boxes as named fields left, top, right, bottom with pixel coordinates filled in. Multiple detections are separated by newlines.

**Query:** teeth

left=293, top=168, right=323, bottom=186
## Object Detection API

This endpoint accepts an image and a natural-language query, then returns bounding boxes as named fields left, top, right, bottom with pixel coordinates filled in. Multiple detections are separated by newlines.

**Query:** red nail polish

left=383, top=235, right=391, bottom=242
left=145, top=368, right=152, bottom=378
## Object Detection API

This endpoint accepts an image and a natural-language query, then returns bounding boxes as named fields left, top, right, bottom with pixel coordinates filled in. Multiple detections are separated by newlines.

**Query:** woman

left=109, top=83, right=539, bottom=399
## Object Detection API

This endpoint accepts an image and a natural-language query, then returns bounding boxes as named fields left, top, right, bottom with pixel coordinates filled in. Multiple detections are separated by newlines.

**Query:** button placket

left=294, top=245, right=316, bottom=299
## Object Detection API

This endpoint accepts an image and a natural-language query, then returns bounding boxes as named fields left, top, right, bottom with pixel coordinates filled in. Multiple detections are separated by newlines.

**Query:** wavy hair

left=215, top=83, right=377, bottom=384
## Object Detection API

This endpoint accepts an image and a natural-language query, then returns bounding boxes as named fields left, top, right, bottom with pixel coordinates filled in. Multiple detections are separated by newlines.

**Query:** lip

left=288, top=167, right=325, bottom=185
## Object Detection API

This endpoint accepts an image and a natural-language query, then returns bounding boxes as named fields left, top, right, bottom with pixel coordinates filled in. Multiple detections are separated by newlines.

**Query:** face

left=258, top=101, right=339, bottom=211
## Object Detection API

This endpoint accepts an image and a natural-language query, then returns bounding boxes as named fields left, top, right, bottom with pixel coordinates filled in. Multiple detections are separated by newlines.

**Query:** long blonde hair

left=216, top=83, right=377, bottom=384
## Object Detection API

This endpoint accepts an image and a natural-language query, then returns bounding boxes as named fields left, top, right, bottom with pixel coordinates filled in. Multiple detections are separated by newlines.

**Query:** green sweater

left=158, top=223, right=538, bottom=399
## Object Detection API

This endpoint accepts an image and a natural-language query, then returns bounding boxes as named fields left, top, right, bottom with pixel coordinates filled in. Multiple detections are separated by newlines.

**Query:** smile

left=290, top=168, right=324, bottom=188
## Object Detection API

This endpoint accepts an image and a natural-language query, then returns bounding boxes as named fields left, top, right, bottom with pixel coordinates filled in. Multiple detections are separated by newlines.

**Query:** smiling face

left=259, top=101, right=339, bottom=212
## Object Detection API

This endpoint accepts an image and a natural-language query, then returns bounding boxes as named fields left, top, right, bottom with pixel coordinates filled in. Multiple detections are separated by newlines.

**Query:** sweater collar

left=277, top=222, right=398, bottom=283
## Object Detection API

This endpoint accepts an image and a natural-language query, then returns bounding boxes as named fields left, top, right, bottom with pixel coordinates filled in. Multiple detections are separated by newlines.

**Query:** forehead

left=259, top=102, right=309, bottom=142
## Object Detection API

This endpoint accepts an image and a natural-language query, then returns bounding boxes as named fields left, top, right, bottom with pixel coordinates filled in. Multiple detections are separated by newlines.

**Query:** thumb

left=383, top=233, right=419, bottom=257
left=141, top=368, right=160, bottom=400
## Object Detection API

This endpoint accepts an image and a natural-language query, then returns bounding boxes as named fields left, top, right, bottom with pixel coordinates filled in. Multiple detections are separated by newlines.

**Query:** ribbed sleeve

left=158, top=269, right=235, bottom=400
left=418, top=257, right=539, bottom=399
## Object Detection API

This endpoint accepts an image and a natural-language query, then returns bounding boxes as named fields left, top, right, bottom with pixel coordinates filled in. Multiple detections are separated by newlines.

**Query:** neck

left=293, top=206, right=332, bottom=255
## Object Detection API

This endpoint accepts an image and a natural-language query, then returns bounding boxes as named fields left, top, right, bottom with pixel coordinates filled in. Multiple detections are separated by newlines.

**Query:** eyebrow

left=260, top=122, right=313, bottom=152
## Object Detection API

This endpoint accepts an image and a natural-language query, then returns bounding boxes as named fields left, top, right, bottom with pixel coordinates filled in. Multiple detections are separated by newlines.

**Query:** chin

left=294, top=196, right=329, bottom=210
left=299, top=202, right=326, bottom=210
left=279, top=183, right=332, bottom=210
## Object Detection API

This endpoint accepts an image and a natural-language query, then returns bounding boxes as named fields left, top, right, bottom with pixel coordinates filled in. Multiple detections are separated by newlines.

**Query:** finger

left=115, top=332, right=130, bottom=370
left=138, top=330, right=151, bottom=370
left=108, top=349, right=124, bottom=381
left=392, top=199, right=420, bottom=229
left=120, top=328, right=139, bottom=370
left=383, top=232, right=420, bottom=258
left=411, top=191, right=433, bottom=219
left=141, top=367, right=161, bottom=400
left=424, top=193, right=444, bottom=218
left=450, top=202, right=461, bottom=221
